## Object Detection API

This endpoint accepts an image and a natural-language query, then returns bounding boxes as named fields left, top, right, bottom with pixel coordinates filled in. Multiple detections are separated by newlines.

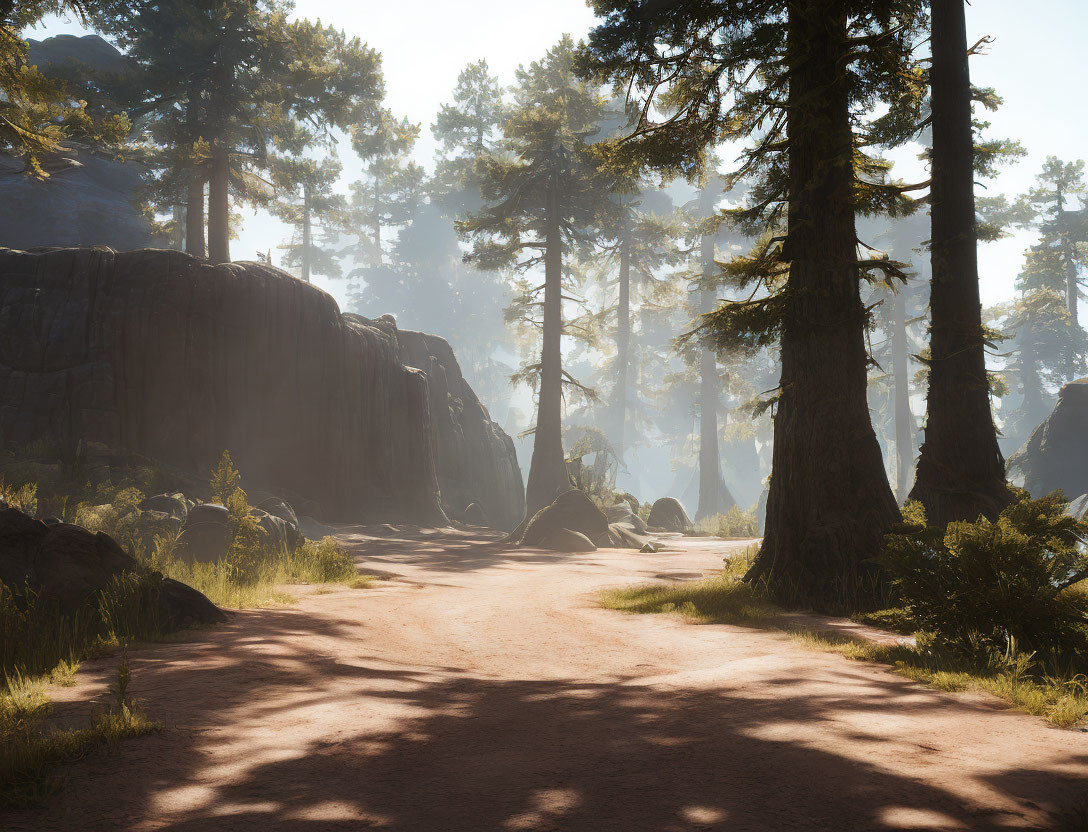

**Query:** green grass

left=600, top=546, right=781, bottom=625
left=787, top=630, right=1088, bottom=728
left=694, top=506, right=761, bottom=539
left=152, top=535, right=370, bottom=609
left=1, top=658, right=160, bottom=808
left=601, top=548, right=1088, bottom=729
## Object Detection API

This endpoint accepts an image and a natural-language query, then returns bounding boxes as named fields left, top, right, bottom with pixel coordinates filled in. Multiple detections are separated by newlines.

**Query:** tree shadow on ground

left=7, top=596, right=1084, bottom=832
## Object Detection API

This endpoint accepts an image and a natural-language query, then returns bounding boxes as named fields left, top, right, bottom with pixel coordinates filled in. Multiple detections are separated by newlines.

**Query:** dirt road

left=7, top=530, right=1087, bottom=831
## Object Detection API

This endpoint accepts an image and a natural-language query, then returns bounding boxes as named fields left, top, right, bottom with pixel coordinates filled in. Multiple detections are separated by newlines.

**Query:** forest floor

left=4, top=529, right=1087, bottom=831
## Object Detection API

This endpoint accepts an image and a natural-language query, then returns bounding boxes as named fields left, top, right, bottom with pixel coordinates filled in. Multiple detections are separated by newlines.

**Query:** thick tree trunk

left=908, top=0, right=1013, bottom=525
left=747, top=3, right=899, bottom=611
left=525, top=174, right=568, bottom=514
left=301, top=183, right=312, bottom=283
left=206, top=140, right=230, bottom=265
left=612, top=223, right=631, bottom=459
left=892, top=290, right=913, bottom=501
left=696, top=230, right=723, bottom=521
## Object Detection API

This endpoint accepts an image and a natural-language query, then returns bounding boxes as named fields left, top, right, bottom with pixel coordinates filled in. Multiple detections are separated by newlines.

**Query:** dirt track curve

left=6, top=529, right=1087, bottom=831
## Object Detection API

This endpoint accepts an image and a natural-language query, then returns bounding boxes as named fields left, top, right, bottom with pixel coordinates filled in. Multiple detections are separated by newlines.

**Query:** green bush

left=878, top=493, right=1088, bottom=663
left=696, top=506, right=760, bottom=538
left=223, top=487, right=268, bottom=584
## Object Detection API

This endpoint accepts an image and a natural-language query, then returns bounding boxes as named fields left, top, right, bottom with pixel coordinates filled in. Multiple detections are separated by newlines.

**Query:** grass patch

left=1, top=656, right=160, bottom=808
left=695, top=506, right=761, bottom=538
left=600, top=545, right=780, bottom=625
left=788, top=630, right=1088, bottom=728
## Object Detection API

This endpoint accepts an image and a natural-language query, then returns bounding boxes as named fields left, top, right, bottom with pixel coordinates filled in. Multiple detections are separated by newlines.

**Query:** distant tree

left=1009, top=157, right=1088, bottom=380
left=461, top=36, right=615, bottom=515
left=269, top=153, right=345, bottom=282
left=346, top=110, right=421, bottom=271
left=431, top=59, right=505, bottom=216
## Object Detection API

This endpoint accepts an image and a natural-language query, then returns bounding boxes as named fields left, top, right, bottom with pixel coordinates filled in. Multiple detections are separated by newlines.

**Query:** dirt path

left=6, top=530, right=1087, bottom=831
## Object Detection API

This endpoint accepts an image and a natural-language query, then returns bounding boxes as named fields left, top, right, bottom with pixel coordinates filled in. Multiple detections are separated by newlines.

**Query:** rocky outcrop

left=394, top=324, right=524, bottom=530
left=0, top=247, right=522, bottom=525
left=0, top=505, right=223, bottom=628
left=1009, top=378, right=1088, bottom=499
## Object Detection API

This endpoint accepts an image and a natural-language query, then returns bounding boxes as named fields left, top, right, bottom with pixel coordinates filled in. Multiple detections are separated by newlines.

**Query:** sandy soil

left=5, top=529, right=1087, bottom=831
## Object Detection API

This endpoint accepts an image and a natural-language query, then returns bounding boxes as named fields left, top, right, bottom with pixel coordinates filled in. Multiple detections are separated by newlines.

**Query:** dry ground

left=5, top=529, right=1087, bottom=831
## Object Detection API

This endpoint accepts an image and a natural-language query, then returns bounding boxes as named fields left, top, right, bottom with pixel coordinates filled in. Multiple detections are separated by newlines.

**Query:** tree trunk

left=525, top=173, right=568, bottom=515
left=1020, top=338, right=1044, bottom=435
left=1060, top=203, right=1081, bottom=381
left=612, top=220, right=631, bottom=459
left=186, top=179, right=206, bottom=258
left=696, top=229, right=723, bottom=521
left=206, top=140, right=230, bottom=265
left=171, top=204, right=184, bottom=250
left=301, top=182, right=312, bottom=283
left=184, top=83, right=206, bottom=259
left=747, top=2, right=899, bottom=611
left=908, top=0, right=1013, bottom=525
left=892, top=289, right=913, bottom=501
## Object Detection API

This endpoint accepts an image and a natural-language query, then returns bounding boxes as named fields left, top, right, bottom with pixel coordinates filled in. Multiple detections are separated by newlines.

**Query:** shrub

left=223, top=487, right=267, bottom=584
left=878, top=493, right=1088, bottom=663
left=0, top=480, right=37, bottom=515
left=209, top=450, right=241, bottom=505
left=696, top=506, right=760, bottom=538
left=293, top=537, right=356, bottom=583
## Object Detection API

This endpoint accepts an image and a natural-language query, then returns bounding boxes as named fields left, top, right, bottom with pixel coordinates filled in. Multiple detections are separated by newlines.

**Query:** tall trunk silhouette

left=909, top=0, right=1013, bottom=525
left=892, top=290, right=913, bottom=501
left=1059, top=200, right=1081, bottom=381
left=184, top=83, right=206, bottom=259
left=207, top=140, right=230, bottom=264
left=612, top=220, right=631, bottom=458
left=696, top=227, right=722, bottom=521
left=525, top=171, right=568, bottom=514
left=747, top=2, right=899, bottom=610
left=301, top=182, right=312, bottom=283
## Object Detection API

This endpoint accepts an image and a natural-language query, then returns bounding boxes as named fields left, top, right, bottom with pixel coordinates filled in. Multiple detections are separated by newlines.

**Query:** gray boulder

left=647, top=497, right=694, bottom=533
left=0, top=506, right=223, bottom=627
left=606, top=522, right=650, bottom=550
left=249, top=492, right=303, bottom=549
left=1009, top=378, right=1088, bottom=499
left=178, top=503, right=230, bottom=563
left=605, top=503, right=648, bottom=534
left=299, top=515, right=337, bottom=541
left=540, top=528, right=597, bottom=553
left=139, top=492, right=188, bottom=523
left=463, top=502, right=487, bottom=526
left=250, top=508, right=288, bottom=554
left=518, top=490, right=610, bottom=548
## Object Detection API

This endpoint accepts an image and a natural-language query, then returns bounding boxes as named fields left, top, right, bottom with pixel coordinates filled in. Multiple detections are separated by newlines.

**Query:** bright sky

left=27, top=0, right=1088, bottom=311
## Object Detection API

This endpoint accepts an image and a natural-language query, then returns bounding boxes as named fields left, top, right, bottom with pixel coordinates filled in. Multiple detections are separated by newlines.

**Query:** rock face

left=388, top=323, right=524, bottom=530
left=647, top=497, right=694, bottom=533
left=1009, top=379, right=1088, bottom=499
left=0, top=506, right=223, bottom=627
left=0, top=247, right=522, bottom=526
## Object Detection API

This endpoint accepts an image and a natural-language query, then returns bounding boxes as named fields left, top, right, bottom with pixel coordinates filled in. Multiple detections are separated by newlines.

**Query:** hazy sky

left=27, top=0, right=1088, bottom=312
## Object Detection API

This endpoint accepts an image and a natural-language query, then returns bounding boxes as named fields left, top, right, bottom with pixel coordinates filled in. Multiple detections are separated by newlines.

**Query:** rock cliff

left=1008, top=378, right=1088, bottom=500
left=0, top=247, right=523, bottom=527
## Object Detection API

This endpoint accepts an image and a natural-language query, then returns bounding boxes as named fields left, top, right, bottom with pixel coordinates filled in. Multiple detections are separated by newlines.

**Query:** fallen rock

left=539, top=528, right=597, bottom=553
left=250, top=508, right=288, bottom=554
left=138, top=492, right=188, bottom=522
left=1009, top=378, right=1088, bottom=499
left=605, top=503, right=648, bottom=534
left=0, top=506, right=223, bottom=627
left=519, top=490, right=610, bottom=548
left=640, top=542, right=661, bottom=554
left=647, top=497, right=694, bottom=533
left=606, top=522, right=650, bottom=550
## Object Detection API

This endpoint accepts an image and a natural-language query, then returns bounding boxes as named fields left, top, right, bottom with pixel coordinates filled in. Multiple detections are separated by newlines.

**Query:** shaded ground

left=5, top=529, right=1087, bottom=831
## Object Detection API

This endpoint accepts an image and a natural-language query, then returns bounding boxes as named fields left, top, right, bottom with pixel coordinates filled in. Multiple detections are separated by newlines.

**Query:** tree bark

left=301, top=182, right=312, bottom=283
left=747, top=2, right=899, bottom=611
left=612, top=219, right=631, bottom=459
left=908, top=0, right=1013, bottom=525
left=184, top=82, right=206, bottom=259
left=1060, top=201, right=1081, bottom=381
left=525, top=172, right=568, bottom=514
left=696, top=229, right=723, bottom=521
left=892, top=289, right=913, bottom=501
left=206, top=140, right=230, bottom=265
